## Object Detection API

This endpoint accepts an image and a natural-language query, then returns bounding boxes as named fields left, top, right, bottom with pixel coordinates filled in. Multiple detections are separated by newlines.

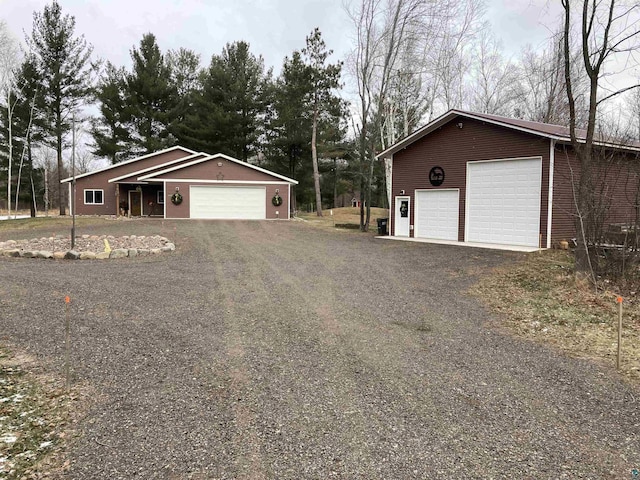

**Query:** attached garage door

left=466, top=157, right=542, bottom=247
left=415, top=189, right=459, bottom=241
left=190, top=186, right=266, bottom=219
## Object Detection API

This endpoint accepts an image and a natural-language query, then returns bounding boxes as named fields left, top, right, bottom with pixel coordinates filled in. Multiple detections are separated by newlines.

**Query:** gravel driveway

left=1, top=220, right=638, bottom=479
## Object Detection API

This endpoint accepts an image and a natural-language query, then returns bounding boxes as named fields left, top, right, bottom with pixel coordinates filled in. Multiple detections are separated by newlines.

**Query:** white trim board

left=547, top=140, right=555, bottom=249
left=148, top=179, right=293, bottom=185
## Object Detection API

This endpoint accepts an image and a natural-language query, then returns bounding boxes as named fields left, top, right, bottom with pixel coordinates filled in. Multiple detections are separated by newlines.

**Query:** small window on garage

left=84, top=189, right=104, bottom=205
left=157, top=190, right=164, bottom=204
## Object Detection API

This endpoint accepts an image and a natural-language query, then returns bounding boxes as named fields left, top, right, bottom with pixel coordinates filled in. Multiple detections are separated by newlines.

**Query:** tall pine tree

left=302, top=28, right=343, bottom=216
left=29, top=0, right=94, bottom=215
left=91, top=62, right=131, bottom=164
left=126, top=33, right=177, bottom=155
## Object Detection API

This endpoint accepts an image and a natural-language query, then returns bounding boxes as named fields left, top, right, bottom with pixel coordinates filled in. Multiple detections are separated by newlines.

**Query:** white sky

left=1, top=0, right=562, bottom=75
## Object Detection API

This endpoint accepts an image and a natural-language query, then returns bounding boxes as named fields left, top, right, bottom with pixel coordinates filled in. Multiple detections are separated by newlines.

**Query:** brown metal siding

left=150, top=158, right=280, bottom=182
left=164, top=182, right=290, bottom=220
left=391, top=117, right=551, bottom=244
left=72, top=149, right=192, bottom=215
left=551, top=144, right=640, bottom=245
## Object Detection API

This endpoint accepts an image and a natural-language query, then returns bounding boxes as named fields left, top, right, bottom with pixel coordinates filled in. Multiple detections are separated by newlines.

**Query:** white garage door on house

left=190, top=185, right=266, bottom=219
left=415, top=189, right=459, bottom=241
left=466, top=157, right=542, bottom=247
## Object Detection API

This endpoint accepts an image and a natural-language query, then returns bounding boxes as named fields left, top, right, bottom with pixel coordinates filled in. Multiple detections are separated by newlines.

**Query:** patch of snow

left=39, top=441, right=53, bottom=449
left=0, top=434, right=17, bottom=443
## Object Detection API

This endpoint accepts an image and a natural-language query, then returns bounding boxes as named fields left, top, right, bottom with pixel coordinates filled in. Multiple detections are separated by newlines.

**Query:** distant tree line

left=0, top=0, right=638, bottom=230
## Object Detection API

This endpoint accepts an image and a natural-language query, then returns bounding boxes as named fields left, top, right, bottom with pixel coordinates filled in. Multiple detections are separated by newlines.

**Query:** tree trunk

left=57, top=110, right=65, bottom=214
left=311, top=109, right=322, bottom=217
left=333, top=158, right=338, bottom=208
left=28, top=139, right=36, bottom=217
left=7, top=91, right=12, bottom=217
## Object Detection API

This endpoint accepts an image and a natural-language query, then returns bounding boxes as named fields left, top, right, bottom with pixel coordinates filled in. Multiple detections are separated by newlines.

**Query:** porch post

left=115, top=184, right=120, bottom=218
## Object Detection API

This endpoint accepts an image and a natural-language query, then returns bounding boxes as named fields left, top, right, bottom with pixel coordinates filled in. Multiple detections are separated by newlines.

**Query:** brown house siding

left=150, top=157, right=281, bottom=183
left=71, top=149, right=192, bottom=215
left=391, top=118, right=551, bottom=245
left=551, top=144, right=640, bottom=246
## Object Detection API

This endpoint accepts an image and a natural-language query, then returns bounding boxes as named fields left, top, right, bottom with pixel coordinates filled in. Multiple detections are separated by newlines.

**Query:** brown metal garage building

left=378, top=110, right=640, bottom=249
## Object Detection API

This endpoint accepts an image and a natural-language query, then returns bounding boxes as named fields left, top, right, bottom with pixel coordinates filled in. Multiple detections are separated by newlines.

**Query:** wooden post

left=617, top=296, right=623, bottom=370
left=65, top=296, right=71, bottom=392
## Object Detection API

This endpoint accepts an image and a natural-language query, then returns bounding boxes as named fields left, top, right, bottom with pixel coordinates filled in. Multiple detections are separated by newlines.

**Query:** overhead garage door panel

left=467, top=158, right=541, bottom=247
left=190, top=186, right=266, bottom=219
left=415, top=189, right=459, bottom=241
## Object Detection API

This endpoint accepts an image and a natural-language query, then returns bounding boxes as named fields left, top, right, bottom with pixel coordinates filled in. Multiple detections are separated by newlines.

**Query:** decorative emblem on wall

left=171, top=192, right=183, bottom=205
left=400, top=200, right=408, bottom=217
left=429, top=166, right=445, bottom=186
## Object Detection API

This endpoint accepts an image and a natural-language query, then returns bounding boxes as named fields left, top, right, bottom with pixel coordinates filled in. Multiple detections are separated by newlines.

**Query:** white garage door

left=190, top=186, right=266, bottom=219
left=415, top=189, right=459, bottom=241
left=466, top=158, right=542, bottom=247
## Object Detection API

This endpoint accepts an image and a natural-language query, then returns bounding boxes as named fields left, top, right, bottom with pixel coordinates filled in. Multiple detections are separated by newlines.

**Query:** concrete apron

left=376, top=235, right=542, bottom=253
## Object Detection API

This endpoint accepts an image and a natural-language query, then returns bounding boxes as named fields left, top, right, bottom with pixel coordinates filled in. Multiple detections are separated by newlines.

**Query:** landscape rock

left=0, top=234, right=175, bottom=261
left=110, top=249, right=128, bottom=259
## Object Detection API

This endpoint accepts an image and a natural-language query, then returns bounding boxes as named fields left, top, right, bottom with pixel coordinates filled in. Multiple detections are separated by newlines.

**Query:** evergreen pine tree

left=29, top=0, right=94, bottom=215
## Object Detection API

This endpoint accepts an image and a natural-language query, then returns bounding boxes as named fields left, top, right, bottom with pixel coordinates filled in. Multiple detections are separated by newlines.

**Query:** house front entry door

left=394, top=196, right=410, bottom=237
left=129, top=191, right=142, bottom=216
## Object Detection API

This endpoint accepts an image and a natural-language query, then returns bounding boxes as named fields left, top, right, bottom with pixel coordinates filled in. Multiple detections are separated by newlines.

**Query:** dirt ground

left=1, top=218, right=639, bottom=479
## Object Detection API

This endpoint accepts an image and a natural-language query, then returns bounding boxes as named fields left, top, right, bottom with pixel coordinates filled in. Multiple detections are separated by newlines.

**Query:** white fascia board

left=61, top=145, right=197, bottom=183
left=108, top=152, right=205, bottom=183
left=149, top=179, right=293, bottom=185
left=138, top=153, right=299, bottom=184
left=547, top=140, right=555, bottom=249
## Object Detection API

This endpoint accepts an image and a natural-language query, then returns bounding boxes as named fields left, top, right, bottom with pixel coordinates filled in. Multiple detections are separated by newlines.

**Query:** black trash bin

left=376, top=218, right=388, bottom=235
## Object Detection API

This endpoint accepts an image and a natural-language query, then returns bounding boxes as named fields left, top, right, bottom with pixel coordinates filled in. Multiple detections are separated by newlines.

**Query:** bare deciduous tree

left=561, top=0, right=640, bottom=277
left=0, top=21, right=22, bottom=216
left=469, top=29, right=520, bottom=116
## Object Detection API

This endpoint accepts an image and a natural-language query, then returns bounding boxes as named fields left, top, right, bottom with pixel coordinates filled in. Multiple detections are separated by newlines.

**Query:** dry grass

left=295, top=207, right=389, bottom=233
left=471, top=250, right=640, bottom=384
left=0, top=346, right=85, bottom=478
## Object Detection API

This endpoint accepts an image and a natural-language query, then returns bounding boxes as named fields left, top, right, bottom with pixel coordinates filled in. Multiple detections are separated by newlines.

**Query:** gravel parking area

left=1, top=219, right=638, bottom=479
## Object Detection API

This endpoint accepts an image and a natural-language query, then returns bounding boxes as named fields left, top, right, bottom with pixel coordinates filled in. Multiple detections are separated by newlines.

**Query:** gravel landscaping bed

left=0, top=219, right=638, bottom=479
left=0, top=234, right=175, bottom=259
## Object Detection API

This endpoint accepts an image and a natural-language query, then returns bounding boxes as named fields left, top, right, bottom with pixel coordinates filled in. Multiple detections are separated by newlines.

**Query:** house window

left=84, top=189, right=104, bottom=205
left=157, top=190, right=164, bottom=204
